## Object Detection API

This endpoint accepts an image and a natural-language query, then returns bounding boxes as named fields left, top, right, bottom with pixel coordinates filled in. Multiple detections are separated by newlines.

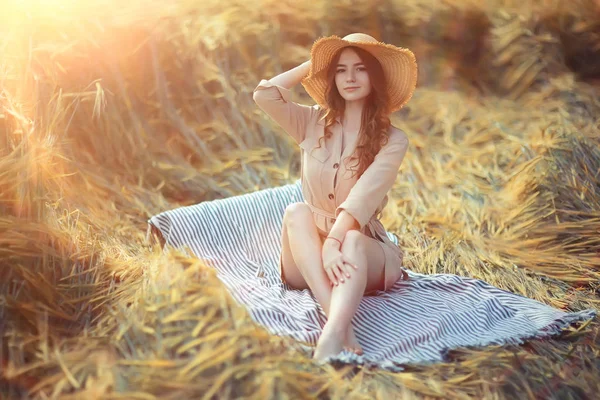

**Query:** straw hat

left=301, top=33, right=418, bottom=113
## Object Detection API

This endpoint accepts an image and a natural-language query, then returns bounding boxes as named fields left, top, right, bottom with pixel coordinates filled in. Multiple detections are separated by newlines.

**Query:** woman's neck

left=342, top=100, right=365, bottom=132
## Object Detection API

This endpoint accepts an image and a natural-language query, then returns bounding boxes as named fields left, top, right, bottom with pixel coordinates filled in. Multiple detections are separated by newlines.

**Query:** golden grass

left=1, top=0, right=599, bottom=398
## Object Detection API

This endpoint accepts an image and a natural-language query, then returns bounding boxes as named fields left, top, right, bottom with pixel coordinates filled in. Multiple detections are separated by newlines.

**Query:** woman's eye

left=337, top=67, right=366, bottom=73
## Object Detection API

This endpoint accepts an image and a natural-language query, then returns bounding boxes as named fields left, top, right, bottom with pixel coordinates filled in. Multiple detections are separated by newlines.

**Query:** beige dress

left=253, top=79, right=410, bottom=291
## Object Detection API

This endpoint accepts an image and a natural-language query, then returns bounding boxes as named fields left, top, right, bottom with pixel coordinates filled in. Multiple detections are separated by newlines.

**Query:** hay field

left=1, top=0, right=600, bottom=398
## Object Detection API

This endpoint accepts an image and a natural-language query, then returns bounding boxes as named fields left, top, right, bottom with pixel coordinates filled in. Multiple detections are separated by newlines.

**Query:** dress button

left=328, top=193, right=334, bottom=200
left=333, top=163, right=339, bottom=169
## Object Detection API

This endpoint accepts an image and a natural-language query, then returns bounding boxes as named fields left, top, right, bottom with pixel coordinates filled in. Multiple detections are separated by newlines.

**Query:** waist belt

left=304, top=200, right=381, bottom=238
left=304, top=200, right=336, bottom=221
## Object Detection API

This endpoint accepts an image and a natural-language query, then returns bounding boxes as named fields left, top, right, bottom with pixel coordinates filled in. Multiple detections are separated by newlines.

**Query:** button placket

left=330, top=122, right=344, bottom=225
left=332, top=160, right=340, bottom=190
left=332, top=126, right=342, bottom=192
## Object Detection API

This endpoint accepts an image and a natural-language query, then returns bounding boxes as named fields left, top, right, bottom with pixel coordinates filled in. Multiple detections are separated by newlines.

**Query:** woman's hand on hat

left=321, top=247, right=358, bottom=286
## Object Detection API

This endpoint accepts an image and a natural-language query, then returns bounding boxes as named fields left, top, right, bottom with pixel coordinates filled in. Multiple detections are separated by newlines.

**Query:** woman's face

left=334, top=48, right=372, bottom=103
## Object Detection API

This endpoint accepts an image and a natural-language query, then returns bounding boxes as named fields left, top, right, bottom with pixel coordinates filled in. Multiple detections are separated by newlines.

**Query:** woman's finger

left=327, top=261, right=339, bottom=286
left=324, top=263, right=337, bottom=286
left=337, top=260, right=351, bottom=279
left=329, top=261, right=343, bottom=285
left=343, top=255, right=359, bottom=270
left=342, top=262, right=354, bottom=278
left=334, top=261, right=346, bottom=284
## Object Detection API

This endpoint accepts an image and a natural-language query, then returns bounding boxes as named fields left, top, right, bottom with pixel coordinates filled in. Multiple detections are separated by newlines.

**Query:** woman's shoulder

left=311, top=105, right=332, bottom=129
left=300, top=105, right=327, bottom=143
left=388, top=125, right=409, bottom=145
left=314, top=104, right=327, bottom=119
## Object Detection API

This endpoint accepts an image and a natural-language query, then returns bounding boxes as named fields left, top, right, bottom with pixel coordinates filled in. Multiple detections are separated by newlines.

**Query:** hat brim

left=301, top=35, right=418, bottom=113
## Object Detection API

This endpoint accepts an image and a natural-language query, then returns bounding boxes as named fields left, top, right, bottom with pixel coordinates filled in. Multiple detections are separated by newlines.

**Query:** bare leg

left=313, top=230, right=386, bottom=361
left=281, top=203, right=363, bottom=353
left=282, top=203, right=333, bottom=314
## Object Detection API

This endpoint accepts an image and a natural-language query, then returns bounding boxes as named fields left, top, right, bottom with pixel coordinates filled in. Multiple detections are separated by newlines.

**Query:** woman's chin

left=341, top=93, right=367, bottom=102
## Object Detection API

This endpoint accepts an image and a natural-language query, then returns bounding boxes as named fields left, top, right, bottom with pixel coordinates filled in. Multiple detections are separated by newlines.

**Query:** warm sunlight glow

left=4, top=0, right=80, bottom=17
left=1, top=0, right=599, bottom=396
left=1, top=0, right=120, bottom=29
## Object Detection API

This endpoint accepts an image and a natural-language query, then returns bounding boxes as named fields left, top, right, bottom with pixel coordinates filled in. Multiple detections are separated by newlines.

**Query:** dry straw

left=1, top=0, right=600, bottom=398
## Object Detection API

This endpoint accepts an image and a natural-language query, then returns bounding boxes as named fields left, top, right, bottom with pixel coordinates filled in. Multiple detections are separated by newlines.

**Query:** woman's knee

left=341, top=231, right=368, bottom=269
left=283, top=202, right=312, bottom=227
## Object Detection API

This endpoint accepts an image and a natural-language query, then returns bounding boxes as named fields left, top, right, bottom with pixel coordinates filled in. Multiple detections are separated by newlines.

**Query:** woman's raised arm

left=252, top=60, right=317, bottom=145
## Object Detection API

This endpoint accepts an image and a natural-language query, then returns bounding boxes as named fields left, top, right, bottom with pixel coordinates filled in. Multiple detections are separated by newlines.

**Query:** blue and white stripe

left=148, top=180, right=597, bottom=371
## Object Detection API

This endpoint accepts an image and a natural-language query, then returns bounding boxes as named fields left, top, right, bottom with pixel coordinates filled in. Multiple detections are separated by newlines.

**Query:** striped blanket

left=147, top=180, right=597, bottom=371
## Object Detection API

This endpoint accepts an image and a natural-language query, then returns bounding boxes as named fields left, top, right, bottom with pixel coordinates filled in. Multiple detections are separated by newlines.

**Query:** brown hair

left=315, top=46, right=392, bottom=178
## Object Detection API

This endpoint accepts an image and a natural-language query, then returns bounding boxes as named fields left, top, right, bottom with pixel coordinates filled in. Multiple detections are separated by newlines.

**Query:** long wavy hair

left=315, top=46, right=392, bottom=178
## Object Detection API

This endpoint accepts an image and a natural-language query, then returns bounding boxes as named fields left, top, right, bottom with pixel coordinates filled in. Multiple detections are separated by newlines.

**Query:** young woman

left=252, top=33, right=417, bottom=361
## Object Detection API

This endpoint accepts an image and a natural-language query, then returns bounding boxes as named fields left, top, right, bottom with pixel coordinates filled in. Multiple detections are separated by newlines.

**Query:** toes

left=343, top=346, right=362, bottom=355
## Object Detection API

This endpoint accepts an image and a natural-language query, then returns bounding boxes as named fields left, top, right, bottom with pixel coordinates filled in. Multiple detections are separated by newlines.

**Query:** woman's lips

left=344, top=87, right=360, bottom=91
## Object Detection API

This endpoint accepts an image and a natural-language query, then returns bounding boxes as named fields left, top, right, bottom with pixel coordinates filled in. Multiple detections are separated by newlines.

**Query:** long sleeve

left=252, top=79, right=316, bottom=145
left=335, top=131, right=409, bottom=229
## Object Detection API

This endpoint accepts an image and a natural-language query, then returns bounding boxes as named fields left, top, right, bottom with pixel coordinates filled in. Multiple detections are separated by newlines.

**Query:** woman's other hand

left=322, top=240, right=358, bottom=286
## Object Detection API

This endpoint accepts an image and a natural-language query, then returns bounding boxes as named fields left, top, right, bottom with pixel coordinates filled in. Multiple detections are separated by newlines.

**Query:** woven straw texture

left=301, top=33, right=418, bottom=113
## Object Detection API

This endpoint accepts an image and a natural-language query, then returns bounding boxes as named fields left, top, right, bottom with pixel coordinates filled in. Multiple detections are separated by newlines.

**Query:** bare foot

left=313, top=325, right=345, bottom=361
left=344, top=325, right=363, bottom=355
